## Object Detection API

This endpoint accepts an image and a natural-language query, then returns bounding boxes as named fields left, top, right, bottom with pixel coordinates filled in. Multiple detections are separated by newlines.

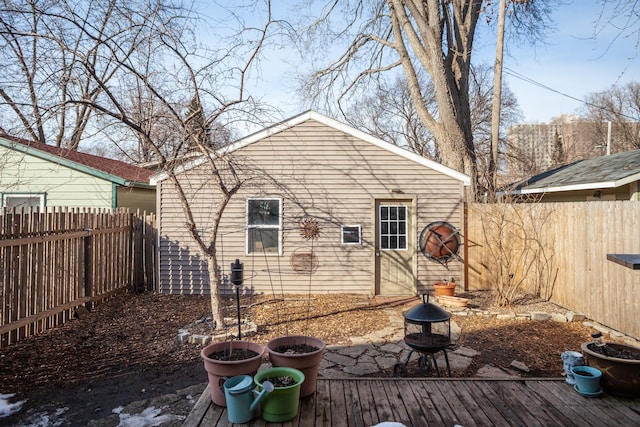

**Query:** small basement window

left=341, top=225, right=361, bottom=245
left=247, top=198, right=281, bottom=254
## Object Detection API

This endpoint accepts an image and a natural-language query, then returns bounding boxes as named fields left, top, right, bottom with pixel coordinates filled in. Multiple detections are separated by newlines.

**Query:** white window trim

left=246, top=197, right=282, bottom=255
left=2, top=193, right=46, bottom=210
left=341, top=224, right=362, bottom=245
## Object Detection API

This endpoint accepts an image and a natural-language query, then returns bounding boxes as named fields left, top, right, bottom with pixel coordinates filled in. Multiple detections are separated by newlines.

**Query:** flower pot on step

left=266, top=335, right=325, bottom=398
left=433, top=281, right=456, bottom=297
left=200, top=340, right=264, bottom=407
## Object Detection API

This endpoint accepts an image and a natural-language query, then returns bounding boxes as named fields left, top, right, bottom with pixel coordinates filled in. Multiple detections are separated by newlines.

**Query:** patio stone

left=342, top=362, right=379, bottom=376
left=357, top=354, right=376, bottom=365
left=551, top=313, right=567, bottom=322
left=433, top=352, right=473, bottom=372
left=378, top=342, right=405, bottom=354
left=567, top=311, right=586, bottom=322
left=510, top=360, right=530, bottom=372
left=530, top=311, right=550, bottom=321
left=376, top=356, right=400, bottom=370
left=475, top=364, right=518, bottom=378
left=324, top=352, right=357, bottom=367
left=336, top=345, right=369, bottom=358
left=454, top=346, right=480, bottom=358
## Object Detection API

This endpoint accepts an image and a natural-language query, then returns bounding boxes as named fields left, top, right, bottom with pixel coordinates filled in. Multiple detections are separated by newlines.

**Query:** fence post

left=83, top=229, right=93, bottom=310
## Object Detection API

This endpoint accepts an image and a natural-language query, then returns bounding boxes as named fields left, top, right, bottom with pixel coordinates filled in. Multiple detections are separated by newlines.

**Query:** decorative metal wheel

left=299, top=217, right=321, bottom=240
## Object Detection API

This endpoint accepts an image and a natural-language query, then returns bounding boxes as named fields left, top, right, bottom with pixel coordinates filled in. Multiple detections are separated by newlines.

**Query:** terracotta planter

left=267, top=335, right=325, bottom=398
left=433, top=282, right=456, bottom=297
left=201, top=340, right=264, bottom=407
left=581, top=341, right=640, bottom=398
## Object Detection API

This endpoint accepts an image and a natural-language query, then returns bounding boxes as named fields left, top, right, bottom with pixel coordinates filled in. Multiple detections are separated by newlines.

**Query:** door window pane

left=379, top=205, right=408, bottom=250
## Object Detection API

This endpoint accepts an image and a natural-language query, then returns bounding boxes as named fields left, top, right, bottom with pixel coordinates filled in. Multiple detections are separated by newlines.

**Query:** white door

left=375, top=199, right=415, bottom=295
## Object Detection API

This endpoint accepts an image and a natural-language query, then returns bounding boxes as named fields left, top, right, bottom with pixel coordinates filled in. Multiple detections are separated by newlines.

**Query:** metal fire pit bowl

left=394, top=294, right=454, bottom=377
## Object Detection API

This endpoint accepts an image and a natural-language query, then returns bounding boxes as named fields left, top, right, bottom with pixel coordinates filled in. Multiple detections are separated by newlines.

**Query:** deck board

left=185, top=378, right=640, bottom=427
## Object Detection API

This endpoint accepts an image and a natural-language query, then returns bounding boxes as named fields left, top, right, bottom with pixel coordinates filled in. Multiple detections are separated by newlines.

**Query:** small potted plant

left=433, top=278, right=456, bottom=297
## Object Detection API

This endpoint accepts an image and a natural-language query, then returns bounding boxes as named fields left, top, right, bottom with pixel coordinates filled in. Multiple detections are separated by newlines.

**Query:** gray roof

left=507, top=149, right=640, bottom=194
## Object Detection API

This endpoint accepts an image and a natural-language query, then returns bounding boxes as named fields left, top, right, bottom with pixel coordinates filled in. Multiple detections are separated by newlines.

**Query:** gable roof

left=0, top=134, right=154, bottom=187
left=504, top=149, right=640, bottom=195
left=151, top=110, right=471, bottom=185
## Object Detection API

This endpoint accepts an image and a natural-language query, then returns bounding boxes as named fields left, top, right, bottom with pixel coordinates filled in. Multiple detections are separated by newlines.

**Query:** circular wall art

left=419, top=221, right=461, bottom=263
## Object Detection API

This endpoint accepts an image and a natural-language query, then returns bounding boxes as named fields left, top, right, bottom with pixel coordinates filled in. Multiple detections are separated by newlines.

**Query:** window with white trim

left=2, top=193, right=45, bottom=210
left=341, top=225, right=361, bottom=245
left=247, top=198, right=281, bottom=254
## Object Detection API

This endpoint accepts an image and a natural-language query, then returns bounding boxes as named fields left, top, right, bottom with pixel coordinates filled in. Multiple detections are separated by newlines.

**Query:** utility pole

left=490, top=0, right=507, bottom=198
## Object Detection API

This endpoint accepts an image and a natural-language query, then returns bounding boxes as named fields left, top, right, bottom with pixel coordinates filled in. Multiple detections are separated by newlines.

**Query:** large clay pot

left=201, top=341, right=264, bottom=406
left=433, top=281, right=456, bottom=297
left=267, top=335, right=325, bottom=398
left=581, top=341, right=640, bottom=398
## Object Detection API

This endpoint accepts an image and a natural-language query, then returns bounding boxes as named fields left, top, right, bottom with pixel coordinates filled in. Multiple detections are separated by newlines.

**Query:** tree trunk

left=207, top=256, right=224, bottom=329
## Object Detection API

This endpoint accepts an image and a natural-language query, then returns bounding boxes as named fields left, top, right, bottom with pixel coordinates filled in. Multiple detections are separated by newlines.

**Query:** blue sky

left=207, top=1, right=640, bottom=126
left=486, top=0, right=640, bottom=123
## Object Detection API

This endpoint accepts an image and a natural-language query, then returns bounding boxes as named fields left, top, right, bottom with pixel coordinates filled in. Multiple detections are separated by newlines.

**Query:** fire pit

left=394, top=294, right=454, bottom=377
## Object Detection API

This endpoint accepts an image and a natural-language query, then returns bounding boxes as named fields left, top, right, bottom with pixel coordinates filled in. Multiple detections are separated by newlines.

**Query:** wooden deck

left=183, top=378, right=640, bottom=426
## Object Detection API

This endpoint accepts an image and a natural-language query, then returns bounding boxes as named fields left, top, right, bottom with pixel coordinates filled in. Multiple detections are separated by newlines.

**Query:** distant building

left=504, top=116, right=639, bottom=181
left=0, top=134, right=155, bottom=212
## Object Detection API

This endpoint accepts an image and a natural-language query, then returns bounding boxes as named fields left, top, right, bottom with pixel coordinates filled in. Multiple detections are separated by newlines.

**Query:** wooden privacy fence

left=466, top=201, right=640, bottom=340
left=0, top=208, right=157, bottom=347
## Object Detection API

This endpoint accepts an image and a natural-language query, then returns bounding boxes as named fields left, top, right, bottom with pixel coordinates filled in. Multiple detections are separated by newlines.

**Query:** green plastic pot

left=253, top=367, right=305, bottom=422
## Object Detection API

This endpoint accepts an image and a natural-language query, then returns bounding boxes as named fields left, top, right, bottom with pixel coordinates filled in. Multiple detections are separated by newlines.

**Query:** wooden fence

left=0, top=208, right=156, bottom=347
left=466, top=201, right=640, bottom=340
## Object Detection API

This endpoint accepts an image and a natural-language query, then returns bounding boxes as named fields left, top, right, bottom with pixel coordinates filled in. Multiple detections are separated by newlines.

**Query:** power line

left=503, top=66, right=639, bottom=121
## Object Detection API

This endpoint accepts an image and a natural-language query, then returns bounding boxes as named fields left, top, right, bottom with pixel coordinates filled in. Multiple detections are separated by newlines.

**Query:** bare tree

left=343, top=64, right=522, bottom=192
left=581, top=81, right=640, bottom=152
left=1, top=0, right=277, bottom=328
left=296, top=0, right=552, bottom=199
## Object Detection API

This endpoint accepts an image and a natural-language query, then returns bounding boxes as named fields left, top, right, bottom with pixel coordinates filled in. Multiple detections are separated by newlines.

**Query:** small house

left=0, top=134, right=155, bottom=212
left=502, top=149, right=640, bottom=202
left=152, top=111, right=470, bottom=296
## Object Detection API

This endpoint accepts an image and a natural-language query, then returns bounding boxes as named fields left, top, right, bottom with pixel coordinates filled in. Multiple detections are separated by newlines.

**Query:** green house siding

left=116, top=186, right=156, bottom=212
left=1, top=145, right=120, bottom=209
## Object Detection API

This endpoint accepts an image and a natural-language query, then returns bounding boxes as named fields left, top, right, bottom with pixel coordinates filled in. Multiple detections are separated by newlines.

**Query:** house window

left=247, top=198, right=281, bottom=254
left=379, top=205, right=407, bottom=250
left=2, top=193, right=45, bottom=210
left=341, top=225, right=361, bottom=245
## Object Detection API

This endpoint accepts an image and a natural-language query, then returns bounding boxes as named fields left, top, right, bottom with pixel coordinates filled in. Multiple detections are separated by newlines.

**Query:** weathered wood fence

left=466, top=201, right=640, bottom=340
left=0, top=208, right=156, bottom=347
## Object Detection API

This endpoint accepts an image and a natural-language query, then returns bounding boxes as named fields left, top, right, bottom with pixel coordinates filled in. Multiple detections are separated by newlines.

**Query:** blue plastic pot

left=572, top=365, right=602, bottom=395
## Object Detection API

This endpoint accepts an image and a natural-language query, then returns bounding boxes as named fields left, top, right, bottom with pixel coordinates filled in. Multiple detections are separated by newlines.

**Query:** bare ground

left=0, top=290, right=599, bottom=426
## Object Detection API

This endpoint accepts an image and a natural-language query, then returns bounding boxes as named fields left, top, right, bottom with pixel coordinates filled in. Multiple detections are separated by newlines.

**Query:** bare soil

left=0, top=290, right=601, bottom=426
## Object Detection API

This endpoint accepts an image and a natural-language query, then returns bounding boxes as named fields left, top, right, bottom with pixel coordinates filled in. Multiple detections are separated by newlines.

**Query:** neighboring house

left=152, top=111, right=470, bottom=296
left=0, top=134, right=155, bottom=212
left=501, top=149, right=640, bottom=202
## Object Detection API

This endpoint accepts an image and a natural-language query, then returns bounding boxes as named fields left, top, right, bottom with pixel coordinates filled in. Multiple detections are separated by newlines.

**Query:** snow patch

left=0, top=393, right=27, bottom=418
left=115, top=406, right=184, bottom=427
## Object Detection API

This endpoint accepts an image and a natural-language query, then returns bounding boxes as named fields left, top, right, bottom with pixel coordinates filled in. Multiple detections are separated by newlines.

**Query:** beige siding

left=158, top=119, right=466, bottom=295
